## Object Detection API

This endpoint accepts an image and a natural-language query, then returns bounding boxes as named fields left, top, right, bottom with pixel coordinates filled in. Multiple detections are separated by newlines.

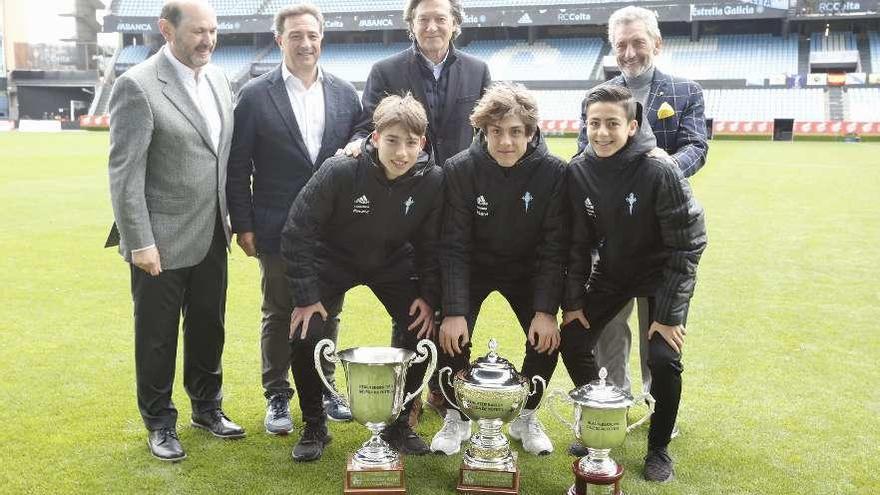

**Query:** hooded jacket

left=441, top=131, right=567, bottom=317
left=282, top=141, right=443, bottom=308
left=564, top=130, right=707, bottom=326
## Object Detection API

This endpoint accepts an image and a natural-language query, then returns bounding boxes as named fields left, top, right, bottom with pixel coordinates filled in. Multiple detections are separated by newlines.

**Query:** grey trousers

left=593, top=298, right=651, bottom=396
left=258, top=253, right=338, bottom=398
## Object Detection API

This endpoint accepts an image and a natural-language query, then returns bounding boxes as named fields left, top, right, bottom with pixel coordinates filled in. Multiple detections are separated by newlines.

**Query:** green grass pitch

left=0, top=132, right=878, bottom=494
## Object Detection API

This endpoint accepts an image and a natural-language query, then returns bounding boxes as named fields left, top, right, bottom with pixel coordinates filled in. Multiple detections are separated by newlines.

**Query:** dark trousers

left=559, top=293, right=684, bottom=450
left=289, top=261, right=429, bottom=425
left=258, top=253, right=339, bottom=399
left=130, top=219, right=227, bottom=431
left=436, top=275, right=559, bottom=411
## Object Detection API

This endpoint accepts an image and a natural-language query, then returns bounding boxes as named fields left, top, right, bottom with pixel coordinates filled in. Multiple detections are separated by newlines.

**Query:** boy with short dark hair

left=281, top=93, right=443, bottom=462
left=560, top=85, right=707, bottom=482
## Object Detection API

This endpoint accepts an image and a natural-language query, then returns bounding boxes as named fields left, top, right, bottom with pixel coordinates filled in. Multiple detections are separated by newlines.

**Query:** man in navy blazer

left=226, top=5, right=360, bottom=446
left=571, top=7, right=708, bottom=467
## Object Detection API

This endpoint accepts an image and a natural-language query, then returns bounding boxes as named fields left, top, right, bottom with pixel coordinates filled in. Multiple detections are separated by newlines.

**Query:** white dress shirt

left=163, top=46, right=222, bottom=151
left=282, top=63, right=325, bottom=165
left=420, top=49, right=449, bottom=80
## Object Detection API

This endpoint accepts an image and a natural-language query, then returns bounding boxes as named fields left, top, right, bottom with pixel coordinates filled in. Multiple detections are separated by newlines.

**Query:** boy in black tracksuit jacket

left=559, top=86, right=707, bottom=482
left=433, top=82, right=566, bottom=457
left=281, top=94, right=442, bottom=462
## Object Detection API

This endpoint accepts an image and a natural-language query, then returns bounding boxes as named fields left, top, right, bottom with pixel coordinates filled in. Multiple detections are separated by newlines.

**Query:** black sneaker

left=644, top=447, right=674, bottom=483
left=323, top=391, right=352, bottom=422
left=381, top=421, right=429, bottom=455
left=292, top=422, right=332, bottom=462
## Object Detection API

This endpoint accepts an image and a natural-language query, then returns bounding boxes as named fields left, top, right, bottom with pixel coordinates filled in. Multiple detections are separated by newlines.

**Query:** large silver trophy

left=438, top=339, right=546, bottom=495
left=315, top=338, right=437, bottom=495
left=551, top=368, right=634, bottom=495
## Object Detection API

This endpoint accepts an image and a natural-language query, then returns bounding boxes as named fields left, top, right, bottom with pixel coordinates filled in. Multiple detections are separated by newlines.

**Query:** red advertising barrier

left=794, top=121, right=880, bottom=136
left=713, top=121, right=774, bottom=136
left=714, top=121, right=880, bottom=137
left=540, top=120, right=580, bottom=133
left=79, top=114, right=110, bottom=129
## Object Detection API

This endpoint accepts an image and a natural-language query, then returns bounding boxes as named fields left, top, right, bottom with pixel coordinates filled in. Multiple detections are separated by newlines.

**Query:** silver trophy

left=550, top=367, right=634, bottom=495
left=439, top=339, right=545, bottom=493
left=315, top=338, right=437, bottom=468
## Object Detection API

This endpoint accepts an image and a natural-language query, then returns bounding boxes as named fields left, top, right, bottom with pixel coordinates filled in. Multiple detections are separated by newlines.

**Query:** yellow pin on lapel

left=657, top=102, right=675, bottom=120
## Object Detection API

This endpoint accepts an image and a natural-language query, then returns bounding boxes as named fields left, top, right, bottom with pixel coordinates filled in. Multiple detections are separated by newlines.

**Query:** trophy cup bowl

left=315, top=338, right=437, bottom=494
left=550, top=368, right=633, bottom=495
left=438, top=338, right=546, bottom=494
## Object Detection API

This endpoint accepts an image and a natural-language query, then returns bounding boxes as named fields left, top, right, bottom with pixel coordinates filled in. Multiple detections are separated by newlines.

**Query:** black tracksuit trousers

left=437, top=274, right=559, bottom=411
left=560, top=292, right=684, bottom=450
left=289, top=260, right=430, bottom=426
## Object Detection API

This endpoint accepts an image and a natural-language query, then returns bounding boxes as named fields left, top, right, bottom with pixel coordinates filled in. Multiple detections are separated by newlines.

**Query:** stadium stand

left=212, top=45, right=265, bottom=80
left=703, top=88, right=827, bottom=121
left=845, top=88, right=880, bottom=122
left=655, top=34, right=799, bottom=80
left=115, top=45, right=150, bottom=66
left=868, top=32, right=880, bottom=72
left=112, top=0, right=263, bottom=16
left=530, top=89, right=583, bottom=121
left=461, top=39, right=603, bottom=81
left=259, top=42, right=410, bottom=83
left=810, top=32, right=857, bottom=52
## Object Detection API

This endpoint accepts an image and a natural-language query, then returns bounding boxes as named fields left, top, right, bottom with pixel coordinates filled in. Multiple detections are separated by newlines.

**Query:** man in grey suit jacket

left=226, top=4, right=361, bottom=447
left=107, top=0, right=244, bottom=462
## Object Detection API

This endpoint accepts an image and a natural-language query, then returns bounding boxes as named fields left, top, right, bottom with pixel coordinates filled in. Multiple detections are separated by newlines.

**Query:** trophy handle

left=547, top=389, right=577, bottom=433
left=403, top=339, right=437, bottom=406
left=314, top=338, right=347, bottom=406
left=437, top=366, right=461, bottom=412
left=626, top=392, right=655, bottom=433
left=528, top=375, right=548, bottom=410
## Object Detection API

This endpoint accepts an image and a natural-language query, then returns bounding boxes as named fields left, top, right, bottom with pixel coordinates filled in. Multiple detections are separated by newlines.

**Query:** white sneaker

left=430, top=410, right=472, bottom=455
left=509, top=409, right=553, bottom=455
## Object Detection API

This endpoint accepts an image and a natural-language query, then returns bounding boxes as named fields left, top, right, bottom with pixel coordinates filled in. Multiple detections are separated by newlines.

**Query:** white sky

left=7, top=1, right=111, bottom=44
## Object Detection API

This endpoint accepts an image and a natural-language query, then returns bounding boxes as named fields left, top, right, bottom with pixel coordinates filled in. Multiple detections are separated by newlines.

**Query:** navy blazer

left=353, top=45, right=491, bottom=168
left=576, top=68, right=708, bottom=177
left=227, top=65, right=361, bottom=254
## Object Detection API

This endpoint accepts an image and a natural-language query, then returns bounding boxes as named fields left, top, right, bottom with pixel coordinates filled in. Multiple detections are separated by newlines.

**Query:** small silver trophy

left=315, top=338, right=437, bottom=494
left=439, top=339, right=546, bottom=494
left=551, top=367, right=634, bottom=495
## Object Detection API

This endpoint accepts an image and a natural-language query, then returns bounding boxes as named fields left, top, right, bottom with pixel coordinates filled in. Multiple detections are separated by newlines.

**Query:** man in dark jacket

left=560, top=85, right=707, bottom=483
left=344, top=0, right=491, bottom=170
left=227, top=5, right=361, bottom=432
left=281, top=94, right=442, bottom=462
left=433, top=82, right=566, bottom=457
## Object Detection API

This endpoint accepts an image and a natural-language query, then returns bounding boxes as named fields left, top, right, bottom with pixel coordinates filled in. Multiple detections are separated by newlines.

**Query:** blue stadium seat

left=656, top=34, right=798, bottom=80
left=460, top=38, right=603, bottom=81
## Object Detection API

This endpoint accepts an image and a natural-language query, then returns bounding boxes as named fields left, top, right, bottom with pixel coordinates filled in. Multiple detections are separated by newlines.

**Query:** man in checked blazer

left=107, top=0, right=244, bottom=462
left=572, top=6, right=708, bottom=458
left=226, top=4, right=361, bottom=448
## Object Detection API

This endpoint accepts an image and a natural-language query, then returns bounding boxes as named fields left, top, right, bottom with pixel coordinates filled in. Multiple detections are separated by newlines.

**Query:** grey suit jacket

left=108, top=47, right=233, bottom=270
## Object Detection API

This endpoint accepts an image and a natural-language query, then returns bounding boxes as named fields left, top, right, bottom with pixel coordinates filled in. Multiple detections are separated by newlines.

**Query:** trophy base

left=344, top=455, right=406, bottom=495
left=568, top=459, right=623, bottom=495
left=457, top=462, right=520, bottom=494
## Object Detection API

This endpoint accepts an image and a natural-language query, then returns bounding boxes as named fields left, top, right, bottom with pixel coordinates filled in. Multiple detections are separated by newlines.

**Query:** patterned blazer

left=576, top=68, right=708, bottom=177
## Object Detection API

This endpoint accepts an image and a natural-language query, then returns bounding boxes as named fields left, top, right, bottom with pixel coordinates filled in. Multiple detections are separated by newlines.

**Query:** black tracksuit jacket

left=441, top=131, right=567, bottom=317
left=564, top=136, right=707, bottom=326
left=281, top=142, right=444, bottom=308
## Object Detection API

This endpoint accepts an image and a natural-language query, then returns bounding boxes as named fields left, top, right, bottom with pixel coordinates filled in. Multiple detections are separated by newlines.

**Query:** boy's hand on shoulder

left=562, top=310, right=590, bottom=329
left=528, top=312, right=560, bottom=354
left=439, top=316, right=469, bottom=356
left=648, top=321, right=686, bottom=354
